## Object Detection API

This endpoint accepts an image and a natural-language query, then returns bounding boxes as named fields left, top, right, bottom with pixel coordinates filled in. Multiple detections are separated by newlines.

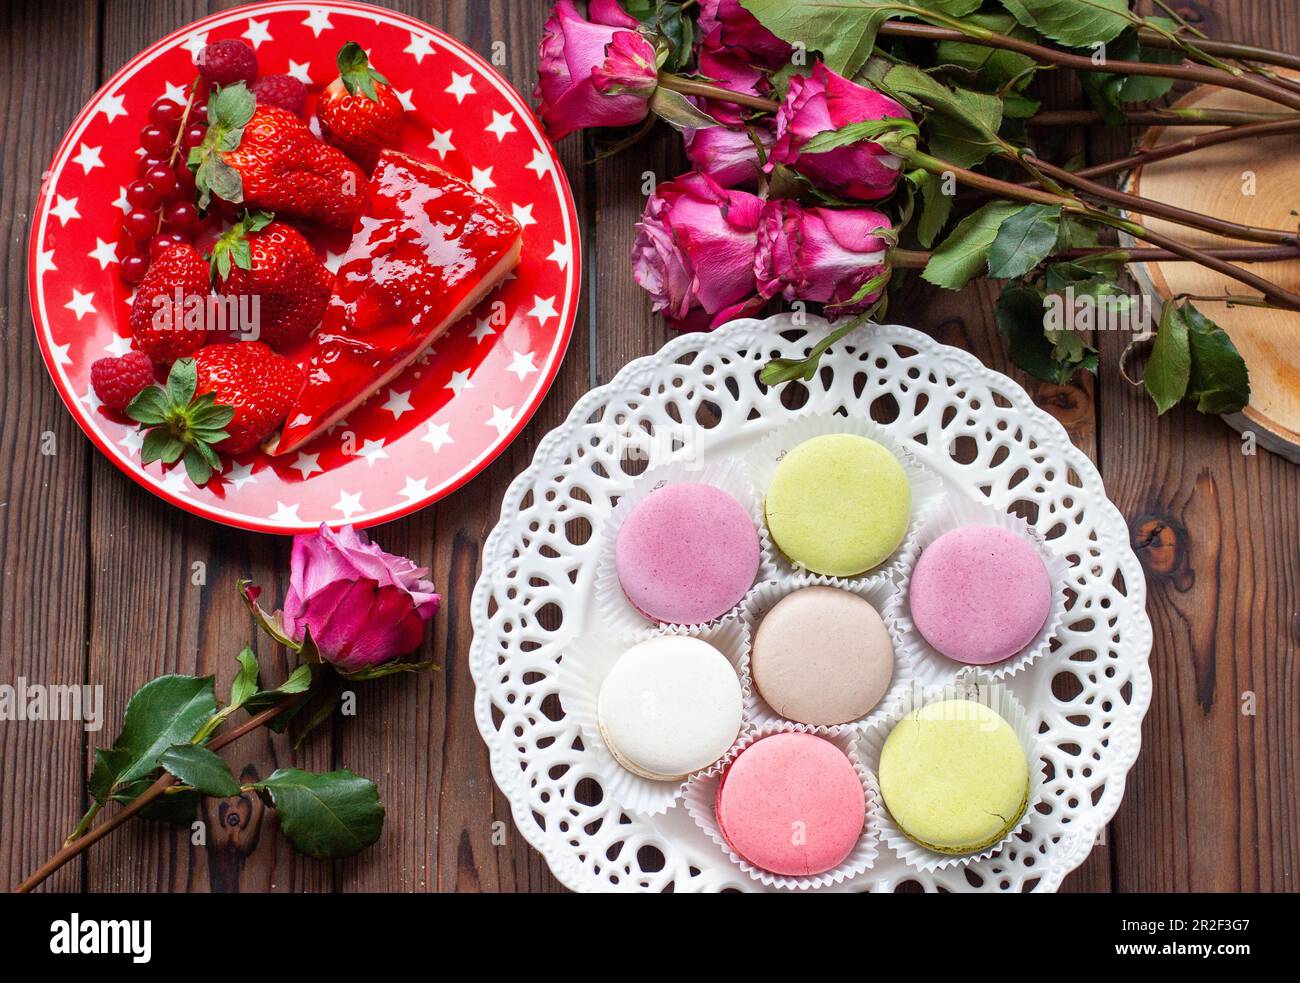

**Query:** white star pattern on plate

left=421, top=421, right=453, bottom=452
left=36, top=248, right=56, bottom=276
left=486, top=405, right=517, bottom=438
left=287, top=59, right=312, bottom=83
left=355, top=438, right=388, bottom=466
left=161, top=81, right=189, bottom=105
left=302, top=8, right=333, bottom=36
left=270, top=501, right=301, bottom=523
left=242, top=18, right=272, bottom=49
left=469, top=317, right=495, bottom=343
left=81, top=385, right=102, bottom=412
left=469, top=166, right=494, bottom=193
left=104, top=335, right=132, bottom=357
left=51, top=195, right=80, bottom=225
left=399, top=476, right=431, bottom=501
left=118, top=429, right=145, bottom=456
left=160, top=469, right=190, bottom=495
left=65, top=289, right=95, bottom=321
left=507, top=349, right=537, bottom=381
left=87, top=238, right=119, bottom=270
left=428, top=128, right=455, bottom=160
left=547, top=239, right=571, bottom=270
left=98, top=92, right=127, bottom=122
left=51, top=342, right=72, bottom=367
left=383, top=388, right=414, bottom=418
left=394, top=88, right=415, bottom=112
left=445, top=71, right=475, bottom=103
left=179, top=32, right=208, bottom=60
left=526, top=148, right=552, bottom=179
left=511, top=202, right=536, bottom=228
left=404, top=33, right=435, bottom=63
left=291, top=452, right=322, bottom=478
left=486, top=110, right=516, bottom=141
left=323, top=249, right=345, bottom=274
left=527, top=295, right=558, bottom=327
left=444, top=369, right=474, bottom=395
left=112, top=185, right=131, bottom=213
left=224, top=461, right=257, bottom=490
left=333, top=489, right=364, bottom=519
left=72, top=143, right=103, bottom=174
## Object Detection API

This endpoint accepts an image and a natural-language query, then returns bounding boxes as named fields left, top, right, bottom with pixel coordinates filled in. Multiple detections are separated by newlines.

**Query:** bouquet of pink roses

left=530, top=0, right=1300, bottom=416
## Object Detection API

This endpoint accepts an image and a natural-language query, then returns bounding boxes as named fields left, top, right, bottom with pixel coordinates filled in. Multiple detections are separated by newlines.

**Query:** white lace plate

left=469, top=315, right=1153, bottom=892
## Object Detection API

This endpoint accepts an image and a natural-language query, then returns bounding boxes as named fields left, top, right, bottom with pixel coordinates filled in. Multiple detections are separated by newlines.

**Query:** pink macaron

left=908, top=524, right=1053, bottom=664
left=715, top=732, right=866, bottom=877
left=615, top=483, right=760, bottom=625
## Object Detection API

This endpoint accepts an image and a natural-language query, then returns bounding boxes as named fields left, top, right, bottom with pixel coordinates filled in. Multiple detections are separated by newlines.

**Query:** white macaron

left=596, top=636, right=743, bottom=781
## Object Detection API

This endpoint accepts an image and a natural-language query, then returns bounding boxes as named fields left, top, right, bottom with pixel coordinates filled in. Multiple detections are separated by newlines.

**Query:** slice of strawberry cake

left=266, top=149, right=522, bottom=455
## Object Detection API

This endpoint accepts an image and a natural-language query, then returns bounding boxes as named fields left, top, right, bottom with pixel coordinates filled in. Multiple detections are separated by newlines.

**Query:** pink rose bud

left=696, top=29, right=772, bottom=125
left=756, top=200, right=893, bottom=315
left=683, top=125, right=773, bottom=189
left=632, top=170, right=765, bottom=331
left=698, top=0, right=793, bottom=67
left=534, top=0, right=659, bottom=140
left=768, top=63, right=910, bottom=201
left=282, top=524, right=440, bottom=673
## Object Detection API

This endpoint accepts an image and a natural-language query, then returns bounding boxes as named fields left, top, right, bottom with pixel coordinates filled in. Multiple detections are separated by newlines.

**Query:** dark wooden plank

left=0, top=0, right=99, bottom=894
left=85, top=0, right=332, bottom=894
left=1092, top=0, right=1300, bottom=893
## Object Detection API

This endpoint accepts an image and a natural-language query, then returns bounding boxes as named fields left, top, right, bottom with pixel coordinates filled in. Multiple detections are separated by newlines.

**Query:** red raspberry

left=197, top=39, right=258, bottom=88
left=251, top=74, right=308, bottom=116
left=90, top=351, right=156, bottom=412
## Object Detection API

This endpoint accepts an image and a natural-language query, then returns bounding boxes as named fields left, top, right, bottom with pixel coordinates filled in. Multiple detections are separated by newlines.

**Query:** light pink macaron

left=615, top=483, right=760, bottom=625
left=909, top=524, right=1053, bottom=664
left=715, top=732, right=866, bottom=877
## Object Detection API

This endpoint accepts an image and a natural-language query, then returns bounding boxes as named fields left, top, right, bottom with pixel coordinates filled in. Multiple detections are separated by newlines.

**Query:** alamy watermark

left=0, top=677, right=104, bottom=732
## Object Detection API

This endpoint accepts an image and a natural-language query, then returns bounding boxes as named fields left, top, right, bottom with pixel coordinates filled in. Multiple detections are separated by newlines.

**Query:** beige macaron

left=751, top=586, right=894, bottom=725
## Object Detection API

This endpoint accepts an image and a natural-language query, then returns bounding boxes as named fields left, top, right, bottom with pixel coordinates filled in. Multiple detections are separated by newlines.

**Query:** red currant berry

left=122, top=209, right=157, bottom=240
left=149, top=98, right=184, bottom=128
left=139, top=124, right=172, bottom=156
left=120, top=253, right=151, bottom=284
left=148, top=233, right=186, bottom=260
left=163, top=201, right=198, bottom=231
left=144, top=163, right=177, bottom=197
left=186, top=103, right=208, bottom=125
left=181, top=123, right=207, bottom=150
left=137, top=154, right=165, bottom=176
left=125, top=180, right=158, bottom=209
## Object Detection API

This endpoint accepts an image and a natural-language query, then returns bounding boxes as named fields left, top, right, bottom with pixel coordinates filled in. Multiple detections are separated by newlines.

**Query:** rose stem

left=1064, top=117, right=1300, bottom=181
left=874, top=21, right=1300, bottom=112
left=895, top=146, right=1300, bottom=310
left=1136, top=29, right=1300, bottom=74
left=656, top=74, right=780, bottom=112
left=890, top=244, right=1300, bottom=268
left=1028, top=108, right=1299, bottom=127
left=12, top=691, right=307, bottom=894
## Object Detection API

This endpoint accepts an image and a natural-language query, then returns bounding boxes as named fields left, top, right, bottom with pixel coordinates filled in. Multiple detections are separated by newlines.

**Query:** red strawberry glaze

left=268, top=150, right=522, bottom=455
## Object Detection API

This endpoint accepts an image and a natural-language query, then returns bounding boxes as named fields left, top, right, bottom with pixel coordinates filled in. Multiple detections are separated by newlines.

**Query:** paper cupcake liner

left=683, top=721, right=881, bottom=891
left=555, top=617, right=752, bottom=816
left=744, top=412, right=946, bottom=583
left=885, top=495, right=1071, bottom=684
left=738, top=575, right=913, bottom=733
left=593, top=458, right=776, bottom=638
left=856, top=676, right=1044, bottom=873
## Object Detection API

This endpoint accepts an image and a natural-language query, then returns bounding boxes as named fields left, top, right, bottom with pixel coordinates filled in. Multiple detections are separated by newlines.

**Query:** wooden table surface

left=1, top=0, right=1296, bottom=893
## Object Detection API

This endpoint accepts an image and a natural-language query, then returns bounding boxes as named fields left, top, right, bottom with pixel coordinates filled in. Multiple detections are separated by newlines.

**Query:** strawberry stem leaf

left=192, top=83, right=254, bottom=210
left=125, top=358, right=236, bottom=487
left=336, top=41, right=389, bottom=102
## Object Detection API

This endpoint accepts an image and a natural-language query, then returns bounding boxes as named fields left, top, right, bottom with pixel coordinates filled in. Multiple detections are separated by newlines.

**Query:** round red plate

left=28, top=0, right=579, bottom=534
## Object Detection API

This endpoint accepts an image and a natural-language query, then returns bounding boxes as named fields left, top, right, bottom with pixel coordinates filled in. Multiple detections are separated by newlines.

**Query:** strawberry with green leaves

left=315, top=41, right=404, bottom=172
left=210, top=210, right=333, bottom=350
left=127, top=342, right=305, bottom=484
left=190, top=82, right=366, bottom=230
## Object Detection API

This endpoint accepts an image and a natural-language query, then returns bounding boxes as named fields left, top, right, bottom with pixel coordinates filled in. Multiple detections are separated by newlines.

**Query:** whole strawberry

left=130, top=243, right=212, bottom=364
left=209, top=211, right=333, bottom=349
left=90, top=351, right=156, bottom=412
left=315, top=41, right=404, bottom=172
left=126, top=343, right=305, bottom=484
left=190, top=83, right=365, bottom=230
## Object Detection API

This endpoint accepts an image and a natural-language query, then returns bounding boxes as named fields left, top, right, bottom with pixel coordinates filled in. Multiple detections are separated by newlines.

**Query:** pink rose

left=534, top=0, right=659, bottom=140
left=696, top=29, right=771, bottom=125
left=281, top=524, right=440, bottom=673
left=755, top=201, right=893, bottom=315
left=768, top=63, right=910, bottom=201
left=683, top=125, right=772, bottom=188
left=698, top=0, right=792, bottom=67
left=632, top=170, right=765, bottom=331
